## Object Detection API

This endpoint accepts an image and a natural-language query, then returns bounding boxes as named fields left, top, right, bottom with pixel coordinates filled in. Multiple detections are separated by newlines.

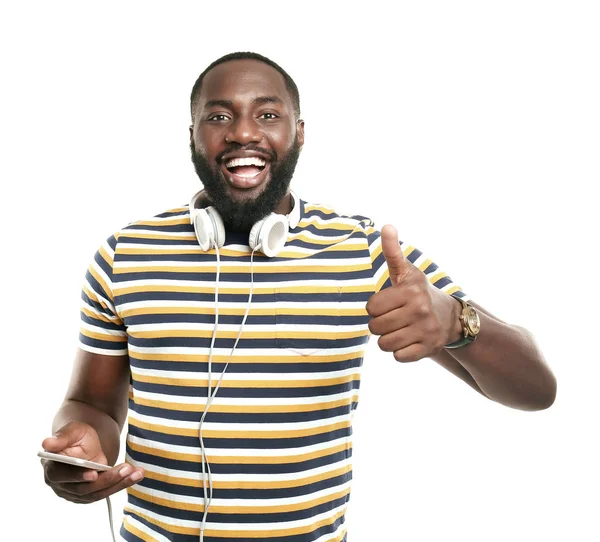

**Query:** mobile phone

left=38, top=451, right=111, bottom=471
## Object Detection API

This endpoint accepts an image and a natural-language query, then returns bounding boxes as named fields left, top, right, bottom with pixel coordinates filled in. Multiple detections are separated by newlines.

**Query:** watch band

left=445, top=294, right=479, bottom=349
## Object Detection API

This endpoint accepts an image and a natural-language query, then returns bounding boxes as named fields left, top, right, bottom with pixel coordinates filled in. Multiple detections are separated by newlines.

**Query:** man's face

left=190, top=59, right=304, bottom=231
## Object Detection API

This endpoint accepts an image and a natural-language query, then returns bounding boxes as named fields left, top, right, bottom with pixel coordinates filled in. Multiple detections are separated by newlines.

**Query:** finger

left=84, top=468, right=145, bottom=502
left=44, top=460, right=99, bottom=484
left=366, top=283, right=415, bottom=318
left=381, top=224, right=410, bottom=286
left=377, top=326, right=419, bottom=353
left=393, top=343, right=428, bottom=363
left=53, top=464, right=143, bottom=497
left=368, top=307, right=412, bottom=336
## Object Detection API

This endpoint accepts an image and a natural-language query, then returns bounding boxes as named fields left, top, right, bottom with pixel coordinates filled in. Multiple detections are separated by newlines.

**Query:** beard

left=190, top=137, right=301, bottom=231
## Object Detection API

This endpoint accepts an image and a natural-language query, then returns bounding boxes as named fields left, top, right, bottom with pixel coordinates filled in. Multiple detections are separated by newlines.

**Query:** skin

left=189, top=59, right=305, bottom=215
left=42, top=59, right=556, bottom=506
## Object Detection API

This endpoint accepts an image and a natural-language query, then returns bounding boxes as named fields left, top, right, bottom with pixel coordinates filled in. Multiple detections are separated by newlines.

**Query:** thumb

left=381, top=224, right=410, bottom=286
left=41, top=422, right=87, bottom=453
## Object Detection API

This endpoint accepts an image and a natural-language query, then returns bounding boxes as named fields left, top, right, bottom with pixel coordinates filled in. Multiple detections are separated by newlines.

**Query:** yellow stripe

left=128, top=417, right=352, bottom=439
left=80, top=328, right=127, bottom=342
left=122, top=517, right=158, bottom=541
left=128, top=485, right=349, bottom=515
left=417, top=258, right=433, bottom=272
left=127, top=439, right=352, bottom=465
left=79, top=304, right=122, bottom=324
left=129, top=349, right=365, bottom=364
left=120, top=306, right=366, bottom=318
left=131, top=395, right=359, bottom=415
left=124, top=503, right=348, bottom=538
left=129, top=329, right=367, bottom=340
left=88, top=264, right=113, bottom=303
left=120, top=232, right=196, bottom=241
left=285, top=233, right=348, bottom=246
left=114, top=284, right=372, bottom=296
left=133, top=217, right=190, bottom=226
left=445, top=284, right=463, bottom=296
left=113, top=263, right=371, bottom=275
left=375, top=269, right=390, bottom=292
left=131, top=373, right=361, bottom=389
left=429, top=271, right=449, bottom=284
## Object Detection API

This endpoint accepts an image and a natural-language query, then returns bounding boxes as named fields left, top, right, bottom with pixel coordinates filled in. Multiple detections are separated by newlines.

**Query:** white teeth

left=225, top=156, right=266, bottom=168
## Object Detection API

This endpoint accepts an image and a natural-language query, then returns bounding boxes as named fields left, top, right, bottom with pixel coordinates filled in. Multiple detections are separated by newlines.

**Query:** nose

left=225, top=115, right=262, bottom=145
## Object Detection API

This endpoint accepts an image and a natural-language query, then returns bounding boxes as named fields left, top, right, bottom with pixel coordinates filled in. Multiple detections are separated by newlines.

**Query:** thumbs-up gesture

left=366, top=225, right=462, bottom=362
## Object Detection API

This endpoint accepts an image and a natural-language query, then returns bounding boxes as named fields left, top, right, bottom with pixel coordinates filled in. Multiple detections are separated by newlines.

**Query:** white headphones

left=189, top=191, right=289, bottom=257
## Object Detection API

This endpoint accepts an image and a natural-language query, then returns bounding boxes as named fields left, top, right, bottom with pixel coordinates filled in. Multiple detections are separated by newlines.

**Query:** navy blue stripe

left=127, top=445, right=351, bottom=475
left=125, top=313, right=346, bottom=326
left=128, top=424, right=352, bottom=450
left=132, top=379, right=361, bottom=399
left=80, top=311, right=125, bottom=331
left=129, top=357, right=364, bottom=374
left=132, top=470, right=352, bottom=501
left=79, top=334, right=125, bottom=351
left=128, top=336, right=368, bottom=351
left=432, top=275, right=453, bottom=290
left=123, top=508, right=347, bottom=542
left=117, top=235, right=199, bottom=246
left=129, top=402, right=356, bottom=425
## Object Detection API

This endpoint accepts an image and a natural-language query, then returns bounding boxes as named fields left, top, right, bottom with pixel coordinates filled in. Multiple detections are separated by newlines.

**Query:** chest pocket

left=274, top=287, right=342, bottom=355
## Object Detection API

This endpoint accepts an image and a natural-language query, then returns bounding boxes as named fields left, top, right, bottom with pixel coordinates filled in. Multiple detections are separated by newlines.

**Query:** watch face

left=466, top=308, right=481, bottom=335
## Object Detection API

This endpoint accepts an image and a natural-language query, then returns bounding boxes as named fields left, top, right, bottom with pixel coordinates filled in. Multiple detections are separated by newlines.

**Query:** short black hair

left=190, top=52, right=301, bottom=121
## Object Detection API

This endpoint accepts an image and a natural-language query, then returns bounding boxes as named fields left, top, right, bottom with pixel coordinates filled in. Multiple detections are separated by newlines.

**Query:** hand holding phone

left=41, top=421, right=144, bottom=505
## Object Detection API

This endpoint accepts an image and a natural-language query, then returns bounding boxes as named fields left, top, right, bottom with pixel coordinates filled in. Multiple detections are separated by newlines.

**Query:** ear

left=189, top=124, right=194, bottom=142
left=296, top=119, right=305, bottom=149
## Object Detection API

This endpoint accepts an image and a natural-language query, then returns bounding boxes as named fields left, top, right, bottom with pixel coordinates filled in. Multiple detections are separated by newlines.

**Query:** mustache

left=215, top=143, right=277, bottom=164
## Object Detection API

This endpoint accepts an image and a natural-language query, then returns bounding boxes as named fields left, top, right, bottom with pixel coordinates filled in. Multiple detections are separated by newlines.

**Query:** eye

left=259, top=112, right=279, bottom=120
left=207, top=113, right=230, bottom=122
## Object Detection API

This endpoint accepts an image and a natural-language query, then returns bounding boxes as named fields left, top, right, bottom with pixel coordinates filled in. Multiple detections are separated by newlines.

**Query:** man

left=41, top=52, right=556, bottom=541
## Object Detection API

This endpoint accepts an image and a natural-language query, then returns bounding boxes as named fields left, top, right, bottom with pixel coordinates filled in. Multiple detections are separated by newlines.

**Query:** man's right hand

left=41, top=421, right=144, bottom=504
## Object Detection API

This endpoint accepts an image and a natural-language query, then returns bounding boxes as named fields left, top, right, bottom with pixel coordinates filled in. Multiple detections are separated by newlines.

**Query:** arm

left=41, top=348, right=143, bottom=503
left=429, top=300, right=556, bottom=411
left=51, top=348, right=131, bottom=464
left=367, top=225, right=557, bottom=412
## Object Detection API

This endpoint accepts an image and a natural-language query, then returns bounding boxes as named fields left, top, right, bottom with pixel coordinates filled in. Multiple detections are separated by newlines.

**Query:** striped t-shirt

left=79, top=194, right=465, bottom=541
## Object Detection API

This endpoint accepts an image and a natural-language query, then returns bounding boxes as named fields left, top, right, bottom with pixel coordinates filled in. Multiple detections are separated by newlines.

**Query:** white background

left=1, top=1, right=598, bottom=540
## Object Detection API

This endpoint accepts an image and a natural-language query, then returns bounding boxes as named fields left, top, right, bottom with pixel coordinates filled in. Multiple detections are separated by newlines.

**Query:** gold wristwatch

left=445, top=294, right=480, bottom=349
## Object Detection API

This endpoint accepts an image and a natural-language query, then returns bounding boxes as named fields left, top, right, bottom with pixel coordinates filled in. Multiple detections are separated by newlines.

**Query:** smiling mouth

left=222, top=156, right=270, bottom=189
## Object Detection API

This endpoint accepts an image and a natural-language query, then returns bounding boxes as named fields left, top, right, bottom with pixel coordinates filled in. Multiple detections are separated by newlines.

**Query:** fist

left=366, top=225, right=460, bottom=362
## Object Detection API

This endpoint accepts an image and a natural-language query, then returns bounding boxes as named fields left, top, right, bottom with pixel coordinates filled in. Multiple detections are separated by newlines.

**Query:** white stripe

left=112, top=256, right=371, bottom=269
left=78, top=343, right=127, bottom=356
left=127, top=453, right=351, bottom=484
left=127, top=343, right=366, bottom=357
left=129, top=410, right=353, bottom=433
left=131, top=388, right=358, bottom=408
left=131, top=365, right=360, bottom=382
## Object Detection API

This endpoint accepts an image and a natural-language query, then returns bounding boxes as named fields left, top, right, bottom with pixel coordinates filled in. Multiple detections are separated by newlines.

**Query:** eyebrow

left=204, top=96, right=284, bottom=109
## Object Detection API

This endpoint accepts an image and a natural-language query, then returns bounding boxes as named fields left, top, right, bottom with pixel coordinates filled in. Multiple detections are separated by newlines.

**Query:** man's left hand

left=366, top=225, right=463, bottom=362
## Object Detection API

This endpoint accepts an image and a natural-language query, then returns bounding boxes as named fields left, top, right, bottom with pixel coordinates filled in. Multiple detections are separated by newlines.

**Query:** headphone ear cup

left=193, top=206, right=225, bottom=251
left=249, top=214, right=289, bottom=257
left=205, top=207, right=226, bottom=249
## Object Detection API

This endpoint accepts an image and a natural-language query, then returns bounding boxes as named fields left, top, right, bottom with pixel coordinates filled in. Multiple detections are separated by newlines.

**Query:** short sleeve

left=366, top=226, right=469, bottom=301
left=79, top=234, right=128, bottom=356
